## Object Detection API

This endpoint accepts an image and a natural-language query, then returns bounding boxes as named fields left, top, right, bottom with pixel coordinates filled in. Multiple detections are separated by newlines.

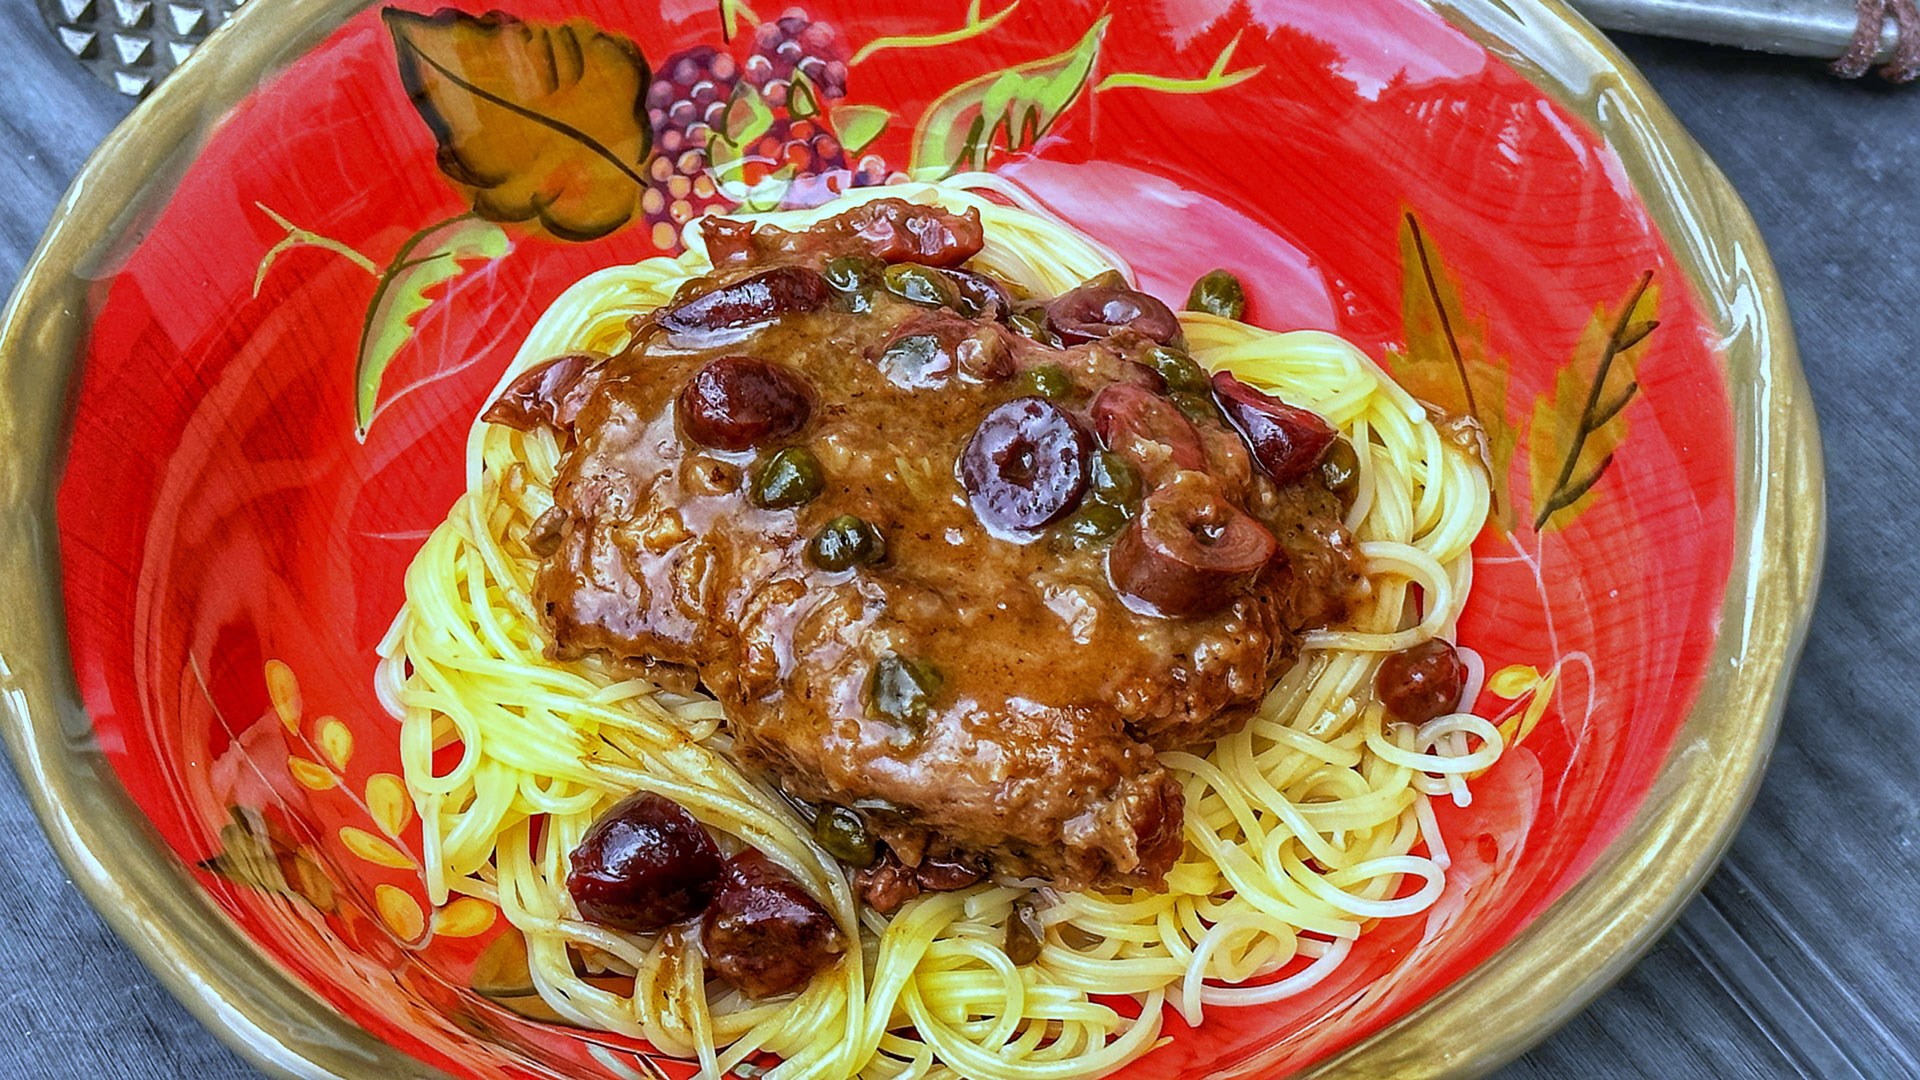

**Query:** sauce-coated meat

left=505, top=200, right=1365, bottom=891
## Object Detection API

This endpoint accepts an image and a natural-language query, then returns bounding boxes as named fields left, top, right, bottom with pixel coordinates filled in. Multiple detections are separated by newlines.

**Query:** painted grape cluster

left=641, top=7, right=891, bottom=249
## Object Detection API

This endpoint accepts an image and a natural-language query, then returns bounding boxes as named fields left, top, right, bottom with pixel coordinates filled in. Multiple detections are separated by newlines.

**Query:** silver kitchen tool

left=37, top=0, right=239, bottom=97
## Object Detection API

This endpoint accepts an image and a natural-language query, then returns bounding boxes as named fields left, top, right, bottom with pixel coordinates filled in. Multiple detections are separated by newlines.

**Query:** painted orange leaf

left=199, top=806, right=337, bottom=912
left=909, top=17, right=1108, bottom=178
left=1528, top=273, right=1660, bottom=532
left=383, top=8, right=651, bottom=241
left=1385, top=213, right=1519, bottom=532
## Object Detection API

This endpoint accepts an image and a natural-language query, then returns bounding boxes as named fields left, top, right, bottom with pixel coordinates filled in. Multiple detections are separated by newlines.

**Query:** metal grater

left=37, top=0, right=239, bottom=98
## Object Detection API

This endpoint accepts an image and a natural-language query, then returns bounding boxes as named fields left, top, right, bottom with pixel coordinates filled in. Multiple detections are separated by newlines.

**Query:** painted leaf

left=198, top=806, right=337, bottom=912
left=354, top=215, right=510, bottom=438
left=909, top=16, right=1108, bottom=178
left=1384, top=213, right=1519, bottom=533
left=1528, top=274, right=1660, bottom=532
left=383, top=8, right=652, bottom=240
left=471, top=928, right=626, bottom=1027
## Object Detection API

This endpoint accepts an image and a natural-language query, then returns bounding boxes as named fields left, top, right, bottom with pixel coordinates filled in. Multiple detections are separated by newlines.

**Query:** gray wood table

left=2, top=3, right=1914, bottom=1076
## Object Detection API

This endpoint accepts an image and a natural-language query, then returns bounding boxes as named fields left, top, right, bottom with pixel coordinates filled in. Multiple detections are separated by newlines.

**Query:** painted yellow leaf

left=341, top=826, right=417, bottom=870
left=1487, top=664, right=1542, bottom=699
left=376, top=883, right=427, bottom=940
left=367, top=773, right=413, bottom=836
left=315, top=716, right=353, bottom=771
left=264, top=660, right=301, bottom=733
left=435, top=897, right=499, bottom=938
left=1529, top=274, right=1660, bottom=532
left=288, top=757, right=338, bottom=791
left=1384, top=213, right=1519, bottom=533
left=197, top=807, right=337, bottom=913
left=1497, top=667, right=1560, bottom=748
left=383, top=9, right=652, bottom=240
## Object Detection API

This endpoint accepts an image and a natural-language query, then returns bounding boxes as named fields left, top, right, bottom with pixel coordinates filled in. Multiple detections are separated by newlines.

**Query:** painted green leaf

left=908, top=16, right=1109, bottom=179
left=1528, top=273, right=1660, bottom=532
left=1384, top=213, right=1519, bottom=534
left=830, top=104, right=890, bottom=156
left=355, top=216, right=511, bottom=439
left=198, top=806, right=337, bottom=912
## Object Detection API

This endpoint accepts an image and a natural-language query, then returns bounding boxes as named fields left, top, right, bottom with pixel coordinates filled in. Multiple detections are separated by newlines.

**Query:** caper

left=1005, top=898, right=1045, bottom=965
left=880, top=334, right=945, bottom=385
left=1142, top=345, right=1209, bottom=395
left=750, top=447, right=825, bottom=509
left=1007, top=307, right=1060, bottom=347
left=825, top=255, right=883, bottom=314
left=1321, top=437, right=1361, bottom=498
left=1013, top=364, right=1073, bottom=401
left=1171, top=390, right=1222, bottom=425
left=813, top=805, right=877, bottom=867
left=807, top=514, right=886, bottom=571
left=1080, top=269, right=1129, bottom=290
left=1058, top=498, right=1131, bottom=547
left=1186, top=269, right=1247, bottom=320
left=867, top=653, right=943, bottom=730
left=1088, top=450, right=1140, bottom=506
left=884, top=263, right=961, bottom=308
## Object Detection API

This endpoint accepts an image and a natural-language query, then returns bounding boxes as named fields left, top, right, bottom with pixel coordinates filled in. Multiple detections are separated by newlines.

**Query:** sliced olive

left=884, top=263, right=962, bottom=308
left=1211, top=371, right=1337, bottom=485
left=1108, top=474, right=1277, bottom=618
left=1186, top=269, right=1247, bottom=320
left=1091, top=384, right=1208, bottom=482
left=679, top=355, right=813, bottom=451
left=483, top=353, right=605, bottom=434
left=839, top=198, right=984, bottom=267
left=751, top=447, right=825, bottom=509
left=959, top=397, right=1093, bottom=533
left=813, top=806, right=877, bottom=867
left=701, top=850, right=846, bottom=999
left=941, top=267, right=1012, bottom=321
left=867, top=653, right=943, bottom=730
left=566, top=792, right=723, bottom=933
left=1376, top=639, right=1466, bottom=725
left=1321, top=437, right=1361, bottom=497
left=807, top=514, right=886, bottom=571
left=1142, top=345, right=1209, bottom=395
left=1047, top=283, right=1183, bottom=346
left=1089, top=450, right=1140, bottom=505
left=1013, top=364, right=1073, bottom=401
left=657, top=266, right=832, bottom=341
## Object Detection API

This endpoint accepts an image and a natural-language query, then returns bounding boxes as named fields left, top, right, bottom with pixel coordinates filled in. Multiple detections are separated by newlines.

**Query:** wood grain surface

left=1, top=4, right=1913, bottom=1076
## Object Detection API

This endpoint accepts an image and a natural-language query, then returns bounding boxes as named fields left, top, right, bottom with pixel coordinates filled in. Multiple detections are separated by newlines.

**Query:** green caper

left=825, top=254, right=883, bottom=313
left=1171, top=390, right=1222, bottom=425
left=1007, top=307, right=1060, bottom=347
left=1080, top=269, right=1129, bottom=290
left=1058, top=498, right=1131, bottom=547
left=884, top=263, right=961, bottom=308
left=813, top=805, right=877, bottom=867
left=1005, top=898, right=1045, bottom=965
left=1088, top=450, right=1140, bottom=506
left=750, top=447, right=825, bottom=509
left=1185, top=269, right=1247, bottom=320
left=1013, top=364, right=1074, bottom=401
left=1142, top=345, right=1209, bottom=395
left=867, top=653, right=943, bottom=730
left=807, top=514, right=886, bottom=571
left=1320, top=437, right=1361, bottom=498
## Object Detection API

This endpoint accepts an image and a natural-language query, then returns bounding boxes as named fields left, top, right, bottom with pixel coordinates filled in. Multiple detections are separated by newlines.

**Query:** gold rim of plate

left=0, top=0, right=1824, bottom=1076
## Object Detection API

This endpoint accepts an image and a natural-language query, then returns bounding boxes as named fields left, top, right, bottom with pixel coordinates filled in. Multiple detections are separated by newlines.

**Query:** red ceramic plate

left=3, top=0, right=1819, bottom=1077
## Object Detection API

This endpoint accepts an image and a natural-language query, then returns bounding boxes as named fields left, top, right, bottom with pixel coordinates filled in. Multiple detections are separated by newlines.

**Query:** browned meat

left=499, top=200, right=1364, bottom=892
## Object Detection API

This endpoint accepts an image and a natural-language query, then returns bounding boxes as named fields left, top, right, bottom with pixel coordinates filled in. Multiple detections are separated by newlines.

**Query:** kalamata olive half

left=701, top=849, right=846, bottom=999
left=1047, top=283, right=1183, bottom=346
left=1090, top=384, right=1208, bottom=483
left=842, top=199, right=985, bottom=267
left=1108, top=474, right=1277, bottom=617
left=657, top=266, right=831, bottom=342
left=1211, top=371, right=1338, bottom=485
left=566, top=792, right=724, bottom=933
left=482, top=353, right=605, bottom=433
left=678, top=356, right=813, bottom=451
left=959, top=397, right=1093, bottom=533
left=941, top=268, right=1013, bottom=321
left=1375, top=639, right=1466, bottom=725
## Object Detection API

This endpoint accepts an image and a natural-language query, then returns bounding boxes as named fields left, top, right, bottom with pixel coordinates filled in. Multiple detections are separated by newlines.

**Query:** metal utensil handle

left=1571, top=0, right=1910, bottom=71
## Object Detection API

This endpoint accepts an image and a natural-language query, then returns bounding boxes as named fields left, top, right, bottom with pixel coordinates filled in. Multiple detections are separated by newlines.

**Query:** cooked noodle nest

left=376, top=178, right=1500, bottom=1080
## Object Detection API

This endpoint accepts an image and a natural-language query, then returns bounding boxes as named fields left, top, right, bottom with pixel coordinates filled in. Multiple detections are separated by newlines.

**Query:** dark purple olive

left=1047, top=283, right=1183, bottom=346
left=941, top=268, right=1013, bottom=321
left=842, top=198, right=985, bottom=267
left=915, top=853, right=986, bottom=892
left=1211, top=371, right=1337, bottom=485
left=566, top=792, right=724, bottom=933
left=482, top=354, right=605, bottom=433
left=854, top=850, right=921, bottom=915
left=959, top=397, right=1092, bottom=532
left=1108, top=474, right=1277, bottom=618
left=702, top=849, right=846, bottom=998
left=678, top=355, right=813, bottom=451
left=1376, top=639, right=1467, bottom=725
left=1090, top=384, right=1209, bottom=483
left=657, top=266, right=831, bottom=341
